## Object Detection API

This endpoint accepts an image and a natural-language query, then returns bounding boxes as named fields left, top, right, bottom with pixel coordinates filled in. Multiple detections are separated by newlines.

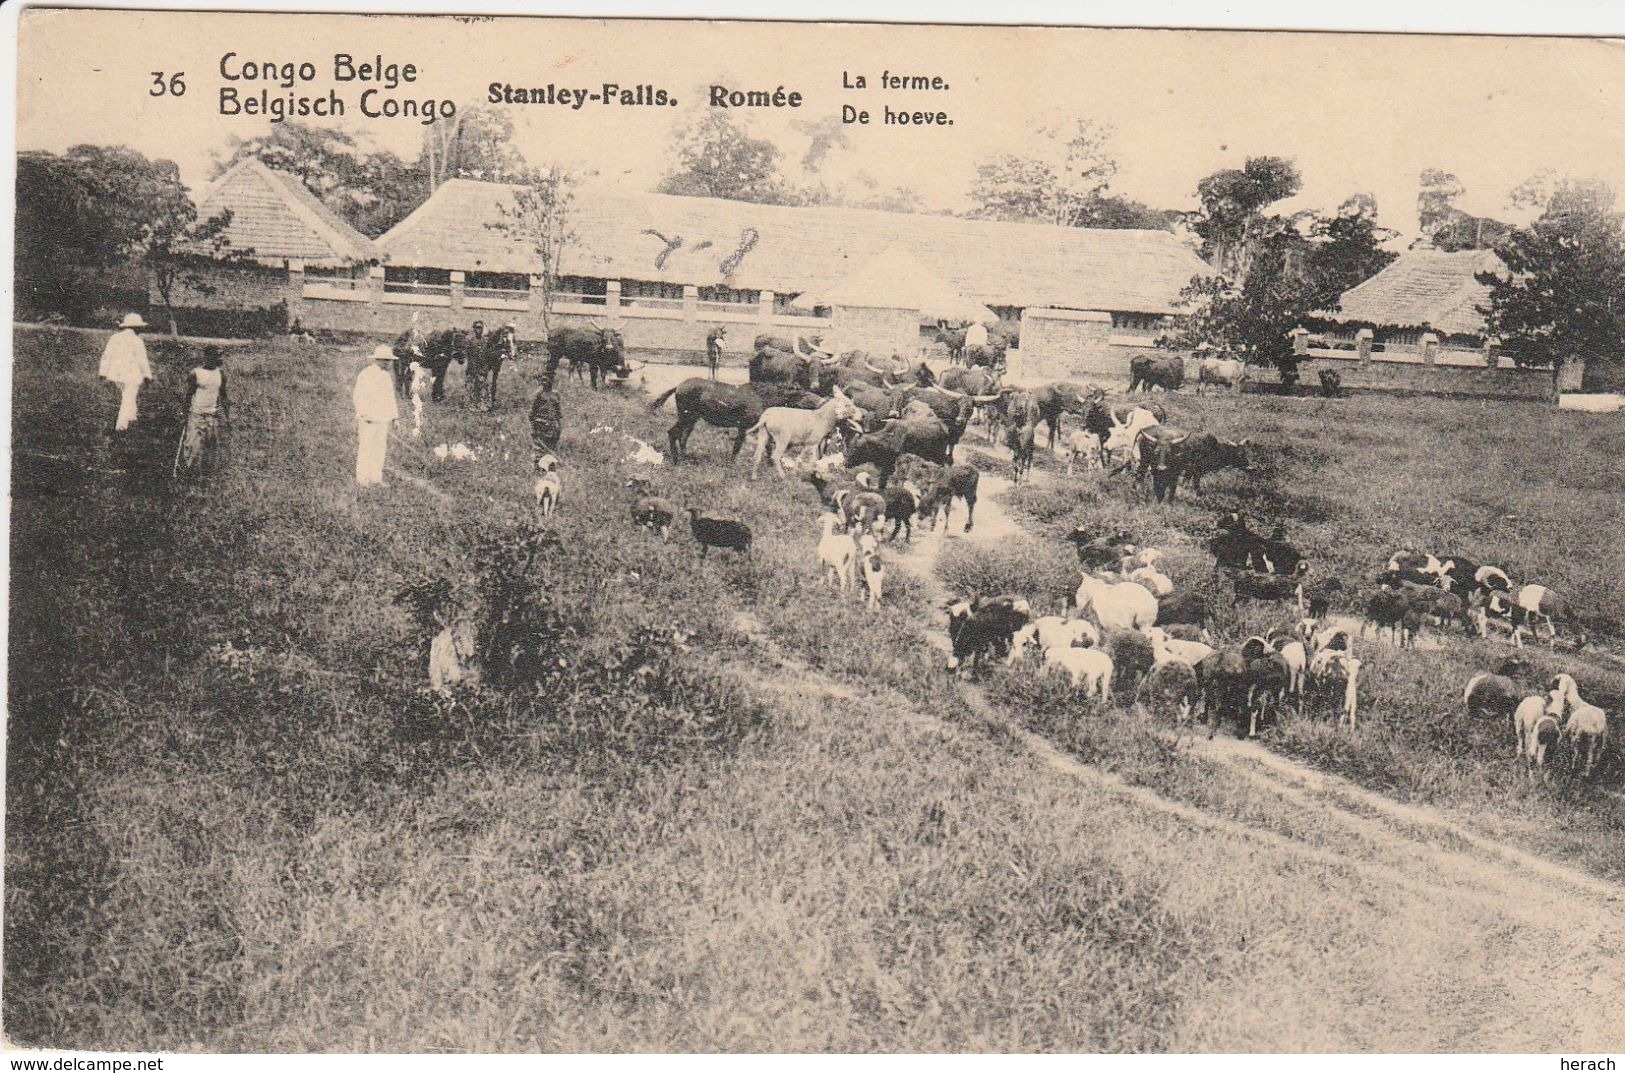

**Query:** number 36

left=150, top=72, right=186, bottom=97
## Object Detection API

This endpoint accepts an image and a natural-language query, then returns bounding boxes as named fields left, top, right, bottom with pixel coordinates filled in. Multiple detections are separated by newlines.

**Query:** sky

left=16, top=10, right=1625, bottom=239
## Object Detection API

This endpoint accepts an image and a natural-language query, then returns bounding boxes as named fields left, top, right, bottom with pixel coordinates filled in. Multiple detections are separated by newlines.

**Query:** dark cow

left=1035, top=381, right=1103, bottom=451
left=1129, top=354, right=1186, bottom=393
left=1136, top=427, right=1250, bottom=502
left=419, top=327, right=471, bottom=402
left=545, top=324, right=627, bottom=389
left=938, top=365, right=1001, bottom=396
left=649, top=378, right=765, bottom=462
left=892, top=386, right=981, bottom=462
left=750, top=346, right=819, bottom=391
left=847, top=413, right=952, bottom=480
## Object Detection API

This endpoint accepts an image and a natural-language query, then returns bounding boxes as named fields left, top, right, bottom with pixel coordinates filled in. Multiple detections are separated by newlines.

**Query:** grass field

left=7, top=327, right=1625, bottom=1051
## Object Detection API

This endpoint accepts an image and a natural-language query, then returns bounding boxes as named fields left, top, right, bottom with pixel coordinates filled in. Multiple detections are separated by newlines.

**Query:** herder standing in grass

left=706, top=325, right=727, bottom=380
left=99, top=312, right=152, bottom=432
left=175, top=345, right=227, bottom=475
left=354, top=345, right=399, bottom=488
left=529, top=373, right=563, bottom=458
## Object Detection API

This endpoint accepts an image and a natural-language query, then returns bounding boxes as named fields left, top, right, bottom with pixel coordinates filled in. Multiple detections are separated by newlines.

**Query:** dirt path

left=882, top=445, right=1625, bottom=1050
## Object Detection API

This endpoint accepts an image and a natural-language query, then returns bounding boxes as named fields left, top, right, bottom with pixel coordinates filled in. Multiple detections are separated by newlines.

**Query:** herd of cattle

left=521, top=328, right=1610, bottom=777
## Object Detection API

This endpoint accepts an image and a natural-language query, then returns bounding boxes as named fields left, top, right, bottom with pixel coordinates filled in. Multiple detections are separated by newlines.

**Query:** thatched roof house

left=376, top=180, right=1207, bottom=316
left=194, top=158, right=377, bottom=268
left=1326, top=248, right=1505, bottom=339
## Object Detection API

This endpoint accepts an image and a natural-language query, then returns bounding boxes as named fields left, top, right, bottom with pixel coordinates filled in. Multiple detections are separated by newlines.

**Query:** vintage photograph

left=7, top=5, right=1625, bottom=1053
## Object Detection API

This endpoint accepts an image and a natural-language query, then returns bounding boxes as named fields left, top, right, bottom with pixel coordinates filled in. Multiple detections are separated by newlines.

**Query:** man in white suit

left=353, top=345, right=399, bottom=487
left=99, top=313, right=152, bottom=431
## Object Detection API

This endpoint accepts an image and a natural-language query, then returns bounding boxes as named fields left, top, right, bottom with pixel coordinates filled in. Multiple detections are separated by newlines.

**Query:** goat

left=817, top=512, right=856, bottom=593
left=428, top=619, right=481, bottom=696
left=1272, top=636, right=1308, bottom=702
left=946, top=595, right=1031, bottom=676
left=1044, top=644, right=1114, bottom=701
left=1102, top=627, right=1155, bottom=694
left=1550, top=673, right=1609, bottom=778
left=1009, top=616, right=1099, bottom=665
left=1308, top=649, right=1361, bottom=729
left=532, top=453, right=561, bottom=516
left=687, top=508, right=751, bottom=557
left=1514, top=694, right=1561, bottom=781
left=841, top=489, right=888, bottom=536
left=627, top=477, right=678, bottom=541
left=857, top=534, right=885, bottom=610
left=1138, top=659, right=1200, bottom=725
left=1143, top=626, right=1213, bottom=670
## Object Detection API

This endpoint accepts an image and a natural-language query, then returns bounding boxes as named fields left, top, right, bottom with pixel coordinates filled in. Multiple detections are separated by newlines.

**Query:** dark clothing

left=529, top=388, right=563, bottom=454
left=393, top=328, right=425, bottom=396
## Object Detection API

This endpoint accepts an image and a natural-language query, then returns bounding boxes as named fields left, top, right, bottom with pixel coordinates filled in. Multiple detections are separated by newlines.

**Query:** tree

left=658, top=111, right=790, bottom=204
left=1166, top=190, right=1396, bottom=383
left=418, top=104, right=527, bottom=193
left=1162, top=237, right=1313, bottom=380
left=490, top=166, right=577, bottom=338
left=966, top=119, right=1125, bottom=228
left=19, top=145, right=243, bottom=332
left=1189, top=156, right=1302, bottom=278
left=1304, top=194, right=1399, bottom=308
left=1416, top=168, right=1512, bottom=252
left=1479, top=178, right=1625, bottom=389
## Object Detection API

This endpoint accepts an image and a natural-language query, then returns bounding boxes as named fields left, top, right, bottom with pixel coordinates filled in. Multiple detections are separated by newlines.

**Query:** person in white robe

left=353, top=346, right=400, bottom=487
left=99, top=313, right=152, bottom=431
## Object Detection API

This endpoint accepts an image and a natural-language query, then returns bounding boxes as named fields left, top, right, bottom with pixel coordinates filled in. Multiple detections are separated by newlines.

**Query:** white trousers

left=114, top=380, right=141, bottom=430
left=356, top=419, right=390, bottom=486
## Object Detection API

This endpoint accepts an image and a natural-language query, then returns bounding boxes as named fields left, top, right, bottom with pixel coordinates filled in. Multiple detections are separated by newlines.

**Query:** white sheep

left=1044, top=644, right=1114, bottom=702
left=1009, top=616, right=1100, bottom=665
left=428, top=619, right=481, bottom=696
left=533, top=453, right=561, bottom=516
left=1550, top=673, right=1609, bottom=778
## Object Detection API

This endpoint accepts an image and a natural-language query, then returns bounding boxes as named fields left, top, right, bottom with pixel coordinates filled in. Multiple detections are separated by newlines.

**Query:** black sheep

left=686, top=508, right=751, bottom=557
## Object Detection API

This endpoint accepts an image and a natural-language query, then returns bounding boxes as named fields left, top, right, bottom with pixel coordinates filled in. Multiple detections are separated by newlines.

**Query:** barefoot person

left=354, top=345, right=399, bottom=488
left=99, top=312, right=152, bottom=431
left=176, top=345, right=227, bottom=474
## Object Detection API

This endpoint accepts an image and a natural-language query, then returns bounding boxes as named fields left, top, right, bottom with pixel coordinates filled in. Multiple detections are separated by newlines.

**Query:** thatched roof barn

left=194, top=158, right=377, bottom=268
left=376, top=180, right=1208, bottom=316
left=1326, top=248, right=1505, bottom=339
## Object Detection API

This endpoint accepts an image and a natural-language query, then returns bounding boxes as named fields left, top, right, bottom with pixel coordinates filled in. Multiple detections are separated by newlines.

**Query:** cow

left=1129, top=354, right=1186, bottom=393
left=649, top=378, right=765, bottom=462
left=750, top=345, right=820, bottom=391
left=1136, top=427, right=1251, bottom=502
left=938, top=365, right=1001, bottom=397
left=847, top=412, right=953, bottom=480
left=892, top=385, right=986, bottom=462
left=1196, top=357, right=1247, bottom=394
left=1035, top=382, right=1104, bottom=451
left=545, top=323, right=628, bottom=389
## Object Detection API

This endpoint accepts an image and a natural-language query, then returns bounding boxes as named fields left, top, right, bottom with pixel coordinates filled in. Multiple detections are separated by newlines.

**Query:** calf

left=918, top=464, right=981, bottom=533
left=883, top=483, right=922, bottom=542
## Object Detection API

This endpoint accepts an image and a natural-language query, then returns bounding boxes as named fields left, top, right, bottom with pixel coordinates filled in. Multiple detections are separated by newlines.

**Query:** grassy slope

left=6, top=329, right=1623, bottom=1050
